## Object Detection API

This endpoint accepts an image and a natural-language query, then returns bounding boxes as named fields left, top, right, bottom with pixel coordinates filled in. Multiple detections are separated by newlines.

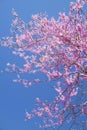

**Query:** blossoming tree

left=1, top=0, right=87, bottom=129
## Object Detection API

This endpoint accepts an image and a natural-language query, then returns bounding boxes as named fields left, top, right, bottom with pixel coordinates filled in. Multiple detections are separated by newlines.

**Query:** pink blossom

left=25, top=112, right=33, bottom=119
left=70, top=87, right=78, bottom=96
left=55, top=87, right=63, bottom=94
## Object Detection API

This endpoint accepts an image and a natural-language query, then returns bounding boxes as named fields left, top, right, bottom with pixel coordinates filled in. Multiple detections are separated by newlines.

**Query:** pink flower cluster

left=1, top=0, right=87, bottom=129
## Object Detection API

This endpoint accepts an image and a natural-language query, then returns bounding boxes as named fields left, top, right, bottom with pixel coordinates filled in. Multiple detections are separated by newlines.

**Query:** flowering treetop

left=1, top=0, right=87, bottom=129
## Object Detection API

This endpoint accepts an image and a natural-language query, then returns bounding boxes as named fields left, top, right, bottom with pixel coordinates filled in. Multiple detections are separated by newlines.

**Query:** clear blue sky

left=0, top=0, right=75, bottom=130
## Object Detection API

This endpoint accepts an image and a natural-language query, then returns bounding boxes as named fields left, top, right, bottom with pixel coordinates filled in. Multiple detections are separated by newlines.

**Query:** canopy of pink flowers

left=1, top=0, right=87, bottom=129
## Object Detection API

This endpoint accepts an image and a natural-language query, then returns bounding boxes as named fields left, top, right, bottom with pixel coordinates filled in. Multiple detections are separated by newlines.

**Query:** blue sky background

left=0, top=0, right=76, bottom=130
